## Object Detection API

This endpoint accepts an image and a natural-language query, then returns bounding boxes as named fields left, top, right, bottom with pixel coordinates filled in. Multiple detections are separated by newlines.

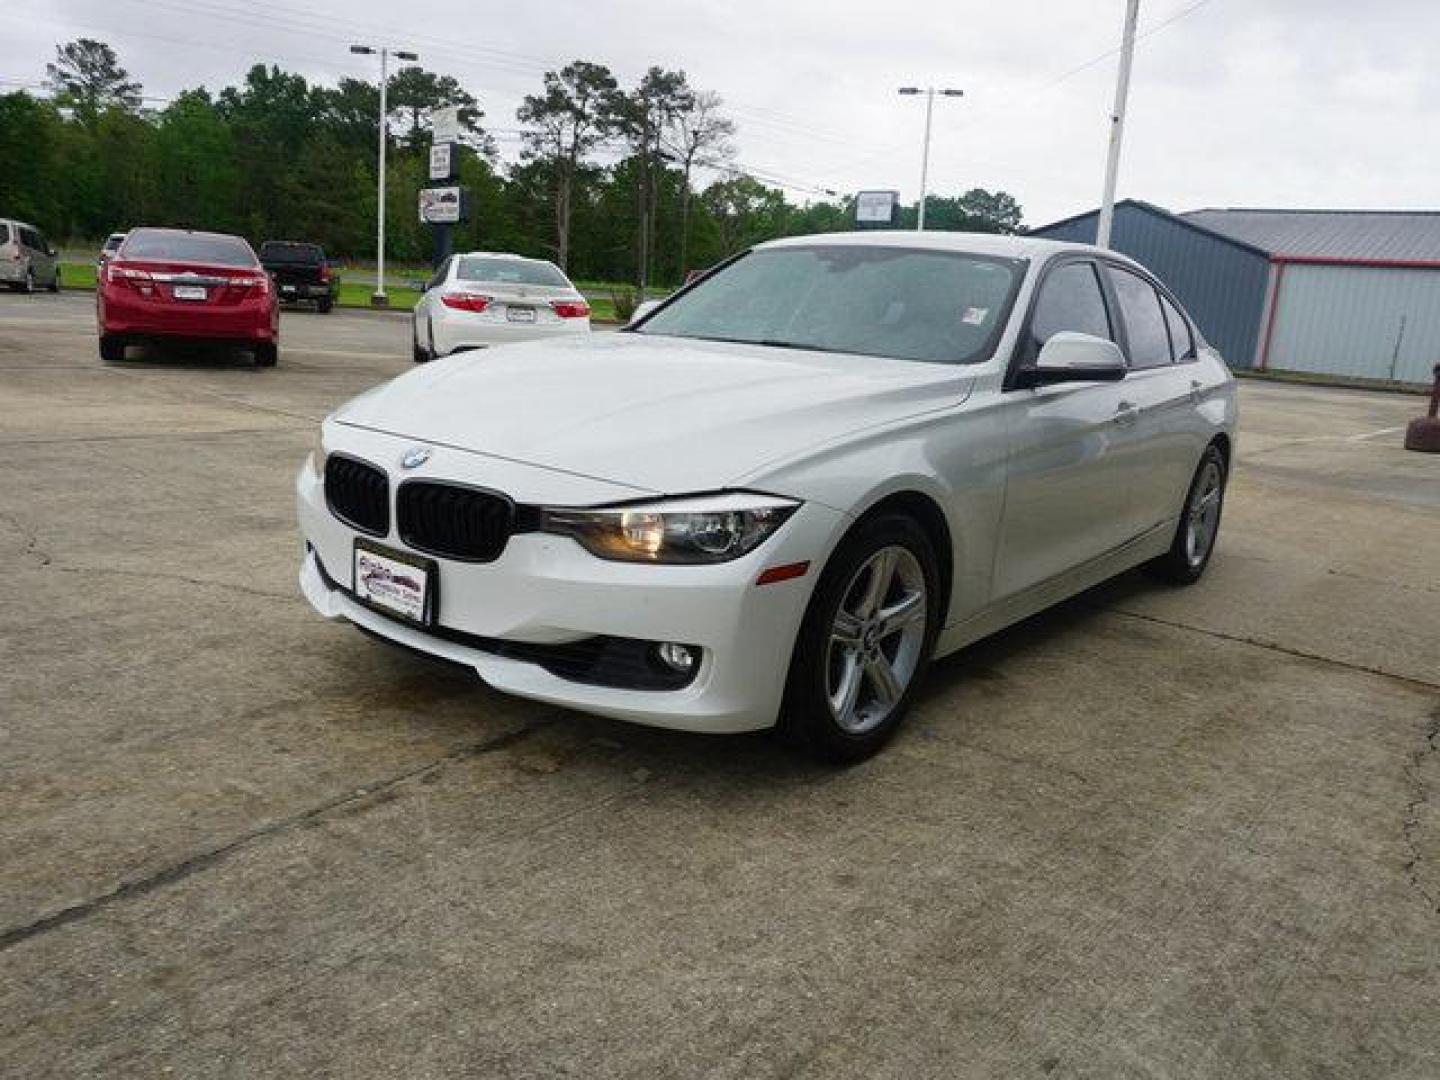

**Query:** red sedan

left=98, top=227, right=279, bottom=366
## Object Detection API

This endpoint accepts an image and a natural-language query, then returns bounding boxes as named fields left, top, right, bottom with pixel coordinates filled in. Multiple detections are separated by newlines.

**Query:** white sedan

left=299, top=231, right=1235, bottom=761
left=411, top=251, right=591, bottom=361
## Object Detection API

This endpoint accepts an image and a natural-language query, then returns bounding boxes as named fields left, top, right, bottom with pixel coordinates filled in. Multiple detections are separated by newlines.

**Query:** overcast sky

left=8, top=0, right=1439, bottom=226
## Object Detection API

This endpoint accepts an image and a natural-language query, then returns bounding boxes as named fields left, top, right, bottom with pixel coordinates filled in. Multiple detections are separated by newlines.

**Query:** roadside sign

left=419, top=186, right=464, bottom=224
left=855, top=190, right=899, bottom=225
left=429, top=142, right=454, bottom=181
left=430, top=105, right=462, bottom=144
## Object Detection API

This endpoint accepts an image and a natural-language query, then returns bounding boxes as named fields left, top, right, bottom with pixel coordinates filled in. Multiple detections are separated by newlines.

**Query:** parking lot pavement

left=1, top=291, right=1437, bottom=1078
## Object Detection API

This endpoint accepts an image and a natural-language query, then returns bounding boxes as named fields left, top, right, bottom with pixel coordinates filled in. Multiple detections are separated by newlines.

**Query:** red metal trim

left=1257, top=260, right=1286, bottom=371
left=1271, top=254, right=1440, bottom=270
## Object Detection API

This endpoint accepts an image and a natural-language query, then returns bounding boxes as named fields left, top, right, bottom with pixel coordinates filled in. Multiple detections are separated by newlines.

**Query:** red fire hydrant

left=1405, top=364, right=1440, bottom=452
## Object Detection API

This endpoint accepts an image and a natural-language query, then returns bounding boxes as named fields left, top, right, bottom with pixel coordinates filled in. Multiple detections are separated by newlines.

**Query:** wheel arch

left=845, top=489, right=955, bottom=629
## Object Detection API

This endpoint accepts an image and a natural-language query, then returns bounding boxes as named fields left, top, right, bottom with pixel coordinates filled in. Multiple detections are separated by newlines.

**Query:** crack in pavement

left=49, top=563, right=296, bottom=603
left=1097, top=604, right=1440, bottom=694
left=1402, top=705, right=1440, bottom=917
left=0, top=719, right=551, bottom=954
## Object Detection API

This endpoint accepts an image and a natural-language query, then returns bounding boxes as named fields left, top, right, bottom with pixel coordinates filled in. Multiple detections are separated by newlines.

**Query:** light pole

left=898, top=86, right=962, bottom=231
left=350, top=44, right=419, bottom=306
left=1096, top=0, right=1140, bottom=250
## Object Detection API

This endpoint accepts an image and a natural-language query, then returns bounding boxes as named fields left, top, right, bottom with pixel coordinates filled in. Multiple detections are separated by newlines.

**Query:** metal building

left=1032, top=201, right=1440, bottom=384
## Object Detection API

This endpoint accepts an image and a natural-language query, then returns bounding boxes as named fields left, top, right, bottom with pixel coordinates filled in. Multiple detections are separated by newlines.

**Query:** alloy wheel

left=825, top=545, right=928, bottom=734
left=1185, top=460, right=1223, bottom=567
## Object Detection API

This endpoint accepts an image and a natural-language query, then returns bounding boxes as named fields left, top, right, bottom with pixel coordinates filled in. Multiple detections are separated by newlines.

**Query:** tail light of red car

left=106, top=265, right=154, bottom=292
left=441, top=293, right=490, bottom=313
left=550, top=300, right=591, bottom=319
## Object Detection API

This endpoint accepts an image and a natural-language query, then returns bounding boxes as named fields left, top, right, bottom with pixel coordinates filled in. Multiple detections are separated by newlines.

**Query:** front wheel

left=1147, top=444, right=1227, bottom=586
left=99, top=334, right=126, bottom=363
left=779, top=514, right=939, bottom=763
left=253, top=342, right=278, bottom=367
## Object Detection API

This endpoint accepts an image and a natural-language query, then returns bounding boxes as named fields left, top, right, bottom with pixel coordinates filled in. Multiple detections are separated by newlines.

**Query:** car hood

left=334, top=333, right=974, bottom=494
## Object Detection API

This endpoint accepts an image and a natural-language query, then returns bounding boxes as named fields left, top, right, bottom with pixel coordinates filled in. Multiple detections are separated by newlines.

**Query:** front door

left=994, top=259, right=1142, bottom=599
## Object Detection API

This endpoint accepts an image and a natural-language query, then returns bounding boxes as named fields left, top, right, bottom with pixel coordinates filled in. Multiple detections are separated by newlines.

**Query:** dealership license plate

left=173, top=285, right=207, bottom=301
left=353, top=540, right=435, bottom=625
left=506, top=306, right=536, bottom=323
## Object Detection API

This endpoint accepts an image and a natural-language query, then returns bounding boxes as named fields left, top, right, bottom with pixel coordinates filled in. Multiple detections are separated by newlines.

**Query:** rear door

left=994, top=258, right=1142, bottom=599
left=1104, top=264, right=1204, bottom=534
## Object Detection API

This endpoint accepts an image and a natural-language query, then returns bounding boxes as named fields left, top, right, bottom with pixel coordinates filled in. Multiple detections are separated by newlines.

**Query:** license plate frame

left=173, top=284, right=207, bottom=301
left=352, top=539, right=438, bottom=627
left=506, top=306, right=536, bottom=323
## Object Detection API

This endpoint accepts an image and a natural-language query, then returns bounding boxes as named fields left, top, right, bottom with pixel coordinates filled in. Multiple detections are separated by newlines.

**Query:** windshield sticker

left=962, top=306, right=989, bottom=326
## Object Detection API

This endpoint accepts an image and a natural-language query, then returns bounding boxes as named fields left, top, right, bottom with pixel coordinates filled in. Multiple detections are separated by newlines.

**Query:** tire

left=412, top=319, right=432, bottom=363
left=778, top=514, right=940, bottom=763
left=1147, top=443, right=1227, bottom=586
left=99, top=335, right=125, bottom=363
left=253, top=342, right=278, bottom=367
left=317, top=298, right=333, bottom=313
left=48, top=267, right=60, bottom=293
left=21, top=270, right=35, bottom=294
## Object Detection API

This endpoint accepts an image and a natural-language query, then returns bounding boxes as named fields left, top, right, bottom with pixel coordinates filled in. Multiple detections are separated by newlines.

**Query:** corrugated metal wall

left=1266, top=264, right=1440, bottom=384
left=1032, top=204, right=1271, bottom=368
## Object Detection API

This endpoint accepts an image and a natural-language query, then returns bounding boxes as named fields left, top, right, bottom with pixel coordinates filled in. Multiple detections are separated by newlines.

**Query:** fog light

left=655, top=642, right=697, bottom=673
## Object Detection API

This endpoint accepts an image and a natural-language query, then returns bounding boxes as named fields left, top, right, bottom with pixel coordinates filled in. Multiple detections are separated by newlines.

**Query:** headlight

left=542, top=493, right=799, bottom=564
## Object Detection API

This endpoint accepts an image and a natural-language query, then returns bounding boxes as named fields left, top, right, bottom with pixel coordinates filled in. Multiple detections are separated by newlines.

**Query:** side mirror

left=629, top=298, right=662, bottom=325
left=1018, top=332, right=1127, bottom=387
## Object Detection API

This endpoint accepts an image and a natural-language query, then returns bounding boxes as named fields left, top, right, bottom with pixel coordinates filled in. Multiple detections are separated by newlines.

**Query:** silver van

left=0, top=220, right=60, bottom=293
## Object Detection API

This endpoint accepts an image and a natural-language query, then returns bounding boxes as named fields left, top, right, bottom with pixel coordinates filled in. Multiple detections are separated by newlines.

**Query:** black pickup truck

left=259, top=241, right=337, bottom=312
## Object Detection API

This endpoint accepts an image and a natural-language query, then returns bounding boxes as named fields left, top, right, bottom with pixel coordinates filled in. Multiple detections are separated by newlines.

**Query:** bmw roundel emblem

left=400, top=446, right=432, bottom=470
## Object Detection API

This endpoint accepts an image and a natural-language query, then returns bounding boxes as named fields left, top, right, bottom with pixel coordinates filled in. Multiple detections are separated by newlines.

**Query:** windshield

left=260, top=242, right=323, bottom=264
left=636, top=245, right=1023, bottom=364
left=121, top=230, right=257, bottom=267
left=456, top=256, right=570, bottom=288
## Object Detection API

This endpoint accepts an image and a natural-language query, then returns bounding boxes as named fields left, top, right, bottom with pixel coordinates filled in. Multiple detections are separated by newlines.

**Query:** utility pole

left=350, top=44, right=419, bottom=306
left=1096, top=0, right=1140, bottom=250
left=898, top=86, right=963, bottom=231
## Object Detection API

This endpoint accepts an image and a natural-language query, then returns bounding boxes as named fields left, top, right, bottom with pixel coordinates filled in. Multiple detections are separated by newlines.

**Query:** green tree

left=386, top=66, right=489, bottom=155
left=609, top=67, right=692, bottom=294
left=663, top=90, right=734, bottom=276
left=517, top=60, right=618, bottom=270
left=44, top=39, right=141, bottom=123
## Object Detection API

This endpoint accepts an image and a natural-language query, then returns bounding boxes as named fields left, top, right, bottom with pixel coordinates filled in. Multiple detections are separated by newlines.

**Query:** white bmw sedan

left=299, top=232, right=1235, bottom=761
left=411, top=251, right=591, bottom=361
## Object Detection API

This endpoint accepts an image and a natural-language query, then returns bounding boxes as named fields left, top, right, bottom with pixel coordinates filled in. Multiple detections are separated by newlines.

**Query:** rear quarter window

left=0, top=223, right=10, bottom=244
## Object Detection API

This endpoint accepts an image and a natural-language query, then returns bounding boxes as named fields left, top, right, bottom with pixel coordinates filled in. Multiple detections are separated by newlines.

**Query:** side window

left=1110, top=268, right=1170, bottom=370
left=20, top=227, right=39, bottom=251
left=1159, top=292, right=1195, bottom=361
left=34, top=232, right=49, bottom=254
left=426, top=257, right=451, bottom=292
left=1028, top=262, right=1111, bottom=360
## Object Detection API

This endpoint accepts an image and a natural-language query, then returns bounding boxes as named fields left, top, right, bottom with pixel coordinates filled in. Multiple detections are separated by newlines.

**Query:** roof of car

left=454, top=251, right=553, bottom=262
left=757, top=230, right=1099, bottom=260
left=126, top=226, right=246, bottom=241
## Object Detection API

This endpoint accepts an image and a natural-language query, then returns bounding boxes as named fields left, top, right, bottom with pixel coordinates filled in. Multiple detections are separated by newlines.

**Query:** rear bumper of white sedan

left=295, top=450, right=844, bottom=733
left=429, top=307, right=590, bottom=356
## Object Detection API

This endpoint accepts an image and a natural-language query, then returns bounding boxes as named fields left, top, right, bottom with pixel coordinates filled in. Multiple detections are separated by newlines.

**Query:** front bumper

left=295, top=433, right=846, bottom=733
